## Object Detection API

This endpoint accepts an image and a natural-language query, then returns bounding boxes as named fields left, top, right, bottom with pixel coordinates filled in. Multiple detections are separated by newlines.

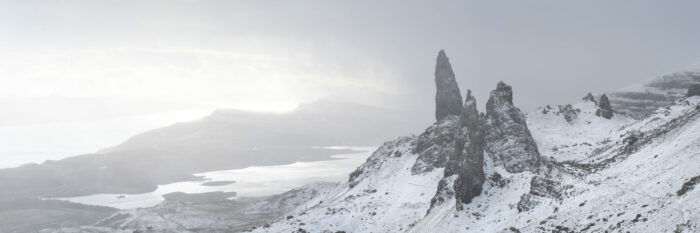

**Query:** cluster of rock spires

left=418, top=50, right=541, bottom=211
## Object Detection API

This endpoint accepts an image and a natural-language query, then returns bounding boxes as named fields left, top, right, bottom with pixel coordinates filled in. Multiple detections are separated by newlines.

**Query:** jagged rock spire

left=484, top=81, right=540, bottom=173
left=453, top=89, right=485, bottom=207
left=460, top=90, right=479, bottom=129
left=596, top=94, right=614, bottom=119
left=582, top=92, right=597, bottom=105
left=434, top=50, right=463, bottom=121
left=491, top=81, right=513, bottom=104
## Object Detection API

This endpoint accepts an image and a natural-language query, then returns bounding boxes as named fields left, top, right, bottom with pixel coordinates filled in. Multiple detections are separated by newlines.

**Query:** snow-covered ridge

left=527, top=99, right=635, bottom=162
left=256, top=95, right=700, bottom=233
left=253, top=52, right=700, bottom=232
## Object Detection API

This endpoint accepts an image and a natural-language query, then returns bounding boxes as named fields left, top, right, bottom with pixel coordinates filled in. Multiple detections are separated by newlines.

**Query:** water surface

left=55, top=147, right=373, bottom=209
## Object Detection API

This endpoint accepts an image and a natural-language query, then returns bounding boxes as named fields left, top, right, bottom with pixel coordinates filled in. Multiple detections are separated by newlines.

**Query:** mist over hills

left=0, top=100, right=424, bottom=199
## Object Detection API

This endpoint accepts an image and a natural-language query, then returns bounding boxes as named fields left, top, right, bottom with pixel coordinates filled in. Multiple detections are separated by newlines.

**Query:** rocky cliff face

left=411, top=115, right=460, bottom=174
left=484, top=81, right=540, bottom=173
left=434, top=50, right=463, bottom=121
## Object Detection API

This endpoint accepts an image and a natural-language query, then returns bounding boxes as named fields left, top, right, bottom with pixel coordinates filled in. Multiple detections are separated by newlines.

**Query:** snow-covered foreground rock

left=253, top=52, right=700, bottom=233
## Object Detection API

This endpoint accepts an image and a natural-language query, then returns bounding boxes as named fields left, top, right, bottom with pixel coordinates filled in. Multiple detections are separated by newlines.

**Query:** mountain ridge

left=250, top=51, right=700, bottom=233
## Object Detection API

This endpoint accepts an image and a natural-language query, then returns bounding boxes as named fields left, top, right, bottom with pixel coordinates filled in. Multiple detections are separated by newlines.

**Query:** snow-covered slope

left=255, top=136, right=444, bottom=232
left=254, top=95, right=700, bottom=233
left=251, top=50, right=700, bottom=233
left=527, top=100, right=635, bottom=162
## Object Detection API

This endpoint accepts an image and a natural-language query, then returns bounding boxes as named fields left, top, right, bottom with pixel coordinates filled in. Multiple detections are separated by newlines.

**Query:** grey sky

left=2, top=0, right=700, bottom=125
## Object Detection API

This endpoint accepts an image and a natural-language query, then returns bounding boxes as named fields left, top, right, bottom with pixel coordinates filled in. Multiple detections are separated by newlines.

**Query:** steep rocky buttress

left=484, top=81, right=541, bottom=173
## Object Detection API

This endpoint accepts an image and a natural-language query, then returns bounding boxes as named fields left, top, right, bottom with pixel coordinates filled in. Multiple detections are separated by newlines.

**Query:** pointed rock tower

left=434, top=50, right=463, bottom=121
left=596, top=94, right=614, bottom=119
left=413, top=50, right=463, bottom=174
left=484, top=81, right=540, bottom=173
left=452, top=90, right=486, bottom=207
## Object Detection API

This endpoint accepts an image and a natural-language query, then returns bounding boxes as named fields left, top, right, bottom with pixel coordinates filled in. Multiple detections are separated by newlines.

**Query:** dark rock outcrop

left=582, top=92, right=597, bottom=105
left=413, top=50, right=465, bottom=174
left=677, top=175, right=700, bottom=196
left=434, top=50, right=463, bottom=121
left=430, top=90, right=485, bottom=211
left=484, top=81, right=540, bottom=173
left=596, top=94, right=614, bottom=119
left=558, top=104, right=579, bottom=123
left=412, top=116, right=460, bottom=174
left=516, top=176, right=571, bottom=212
left=687, top=84, right=700, bottom=97
left=453, top=90, right=485, bottom=207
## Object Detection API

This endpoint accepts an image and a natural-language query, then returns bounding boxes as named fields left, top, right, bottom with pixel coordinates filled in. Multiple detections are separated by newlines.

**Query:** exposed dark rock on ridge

left=677, top=175, right=700, bottom=196
left=425, top=52, right=487, bottom=212
left=582, top=92, right=597, bottom=105
left=434, top=49, right=463, bottom=121
left=517, top=175, right=571, bottom=212
left=429, top=90, right=485, bottom=211
left=484, top=81, right=541, bottom=173
left=412, top=115, right=460, bottom=174
left=452, top=90, right=486, bottom=207
left=688, top=84, right=700, bottom=97
left=596, top=94, right=614, bottom=119
left=558, top=104, right=579, bottom=123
